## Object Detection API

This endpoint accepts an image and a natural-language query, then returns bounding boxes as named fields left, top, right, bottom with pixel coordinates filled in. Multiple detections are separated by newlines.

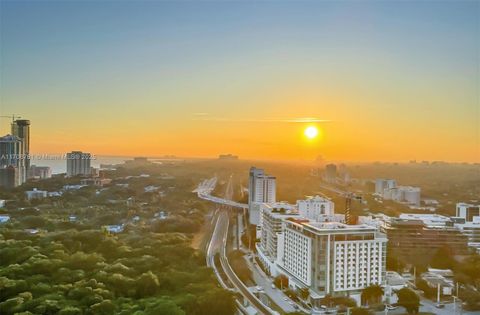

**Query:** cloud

left=191, top=114, right=331, bottom=123
left=192, top=112, right=209, bottom=116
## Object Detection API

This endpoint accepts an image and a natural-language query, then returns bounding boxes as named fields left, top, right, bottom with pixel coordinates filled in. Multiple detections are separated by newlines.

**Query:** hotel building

left=279, top=220, right=387, bottom=305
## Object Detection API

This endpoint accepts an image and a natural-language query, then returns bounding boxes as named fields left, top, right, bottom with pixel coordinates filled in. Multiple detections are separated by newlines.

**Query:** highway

left=206, top=211, right=230, bottom=289
left=195, top=176, right=248, bottom=209
left=205, top=175, right=277, bottom=315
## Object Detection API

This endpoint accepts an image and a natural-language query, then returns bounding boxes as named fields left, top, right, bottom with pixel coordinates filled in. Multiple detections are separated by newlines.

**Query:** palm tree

left=361, top=284, right=384, bottom=306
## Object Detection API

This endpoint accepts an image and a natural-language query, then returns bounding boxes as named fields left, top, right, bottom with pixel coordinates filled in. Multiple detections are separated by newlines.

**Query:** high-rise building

left=279, top=220, right=387, bottom=306
left=66, top=151, right=92, bottom=177
left=28, top=165, right=52, bottom=179
left=11, top=120, right=30, bottom=175
left=254, top=175, right=276, bottom=203
left=257, top=204, right=300, bottom=273
left=0, top=166, right=18, bottom=188
left=324, top=164, right=337, bottom=183
left=248, top=167, right=276, bottom=224
left=0, top=134, right=26, bottom=187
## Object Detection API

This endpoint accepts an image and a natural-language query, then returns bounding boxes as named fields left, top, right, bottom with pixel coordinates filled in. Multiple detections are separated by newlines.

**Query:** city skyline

left=1, top=1, right=479, bottom=162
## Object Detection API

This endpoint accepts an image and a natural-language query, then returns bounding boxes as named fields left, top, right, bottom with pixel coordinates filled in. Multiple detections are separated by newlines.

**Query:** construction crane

left=0, top=114, right=21, bottom=122
left=344, top=191, right=364, bottom=225
left=345, top=192, right=353, bottom=225
left=0, top=114, right=21, bottom=134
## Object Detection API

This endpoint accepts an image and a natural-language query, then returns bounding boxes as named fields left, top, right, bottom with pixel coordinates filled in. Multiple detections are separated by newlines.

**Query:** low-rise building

left=421, top=269, right=454, bottom=296
left=380, top=217, right=469, bottom=264
left=455, top=218, right=480, bottom=254
left=383, top=186, right=421, bottom=206
left=25, top=188, right=48, bottom=200
left=104, top=224, right=124, bottom=234
left=456, top=202, right=480, bottom=222
left=375, top=179, right=397, bottom=195
left=80, top=177, right=112, bottom=187
left=297, top=195, right=334, bottom=220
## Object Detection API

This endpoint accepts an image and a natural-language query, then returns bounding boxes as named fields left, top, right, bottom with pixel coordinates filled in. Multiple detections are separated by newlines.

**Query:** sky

left=0, top=0, right=479, bottom=162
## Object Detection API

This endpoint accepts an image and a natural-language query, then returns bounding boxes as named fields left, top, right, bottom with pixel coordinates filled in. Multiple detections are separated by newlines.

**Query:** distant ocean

left=30, top=155, right=130, bottom=174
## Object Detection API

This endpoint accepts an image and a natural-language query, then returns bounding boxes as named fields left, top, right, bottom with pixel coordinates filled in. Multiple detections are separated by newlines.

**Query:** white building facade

left=383, top=186, right=421, bottom=206
left=375, top=179, right=397, bottom=195
left=257, top=204, right=300, bottom=275
left=248, top=167, right=277, bottom=225
left=279, top=220, right=387, bottom=305
left=297, top=195, right=335, bottom=221
left=456, top=203, right=480, bottom=222
left=25, top=188, right=48, bottom=200
left=66, top=151, right=91, bottom=177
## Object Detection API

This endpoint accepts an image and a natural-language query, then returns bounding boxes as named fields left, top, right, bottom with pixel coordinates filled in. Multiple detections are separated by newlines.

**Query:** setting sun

left=304, top=126, right=319, bottom=139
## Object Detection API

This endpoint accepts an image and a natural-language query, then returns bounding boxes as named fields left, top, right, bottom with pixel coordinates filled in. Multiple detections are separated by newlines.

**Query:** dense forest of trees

left=0, top=163, right=236, bottom=314
left=0, top=227, right=235, bottom=314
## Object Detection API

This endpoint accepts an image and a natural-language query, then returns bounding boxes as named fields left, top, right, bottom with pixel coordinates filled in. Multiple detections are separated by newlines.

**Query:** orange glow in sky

left=1, top=1, right=478, bottom=163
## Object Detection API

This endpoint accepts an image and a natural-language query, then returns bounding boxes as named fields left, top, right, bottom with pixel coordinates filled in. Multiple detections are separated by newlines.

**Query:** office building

left=456, top=203, right=480, bottom=222
left=324, top=164, right=337, bottom=183
left=11, top=119, right=30, bottom=176
left=297, top=195, right=335, bottom=221
left=375, top=179, right=397, bottom=195
left=66, top=151, right=91, bottom=177
left=455, top=219, right=480, bottom=254
left=402, top=213, right=480, bottom=254
left=0, top=134, right=26, bottom=187
left=382, top=186, right=421, bottom=207
left=279, top=220, right=387, bottom=305
left=28, top=165, right=52, bottom=179
left=0, top=166, right=18, bottom=188
left=400, top=186, right=421, bottom=206
left=380, top=217, right=469, bottom=263
left=248, top=167, right=276, bottom=224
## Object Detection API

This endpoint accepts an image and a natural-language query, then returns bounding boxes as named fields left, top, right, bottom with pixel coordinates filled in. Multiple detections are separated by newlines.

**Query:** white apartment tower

left=248, top=167, right=276, bottom=225
left=249, top=167, right=276, bottom=204
left=257, top=204, right=299, bottom=275
left=279, top=220, right=387, bottom=306
left=66, top=151, right=92, bottom=177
